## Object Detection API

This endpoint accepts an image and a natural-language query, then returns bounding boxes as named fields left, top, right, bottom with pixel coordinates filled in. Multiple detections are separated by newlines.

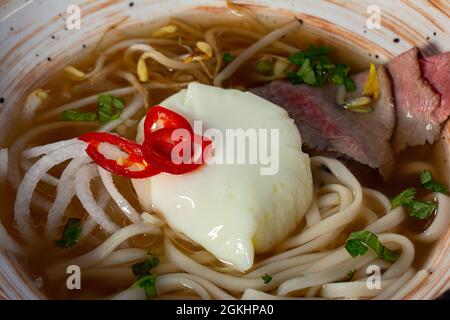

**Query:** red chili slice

left=79, top=106, right=212, bottom=179
left=79, top=132, right=160, bottom=179
left=143, top=105, right=193, bottom=142
left=143, top=127, right=212, bottom=175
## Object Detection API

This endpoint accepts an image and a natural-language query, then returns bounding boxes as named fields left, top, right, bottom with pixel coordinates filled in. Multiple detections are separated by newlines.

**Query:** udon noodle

left=0, top=5, right=448, bottom=300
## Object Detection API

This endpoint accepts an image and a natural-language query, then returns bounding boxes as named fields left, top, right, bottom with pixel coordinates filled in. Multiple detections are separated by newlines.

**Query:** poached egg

left=133, top=83, right=312, bottom=271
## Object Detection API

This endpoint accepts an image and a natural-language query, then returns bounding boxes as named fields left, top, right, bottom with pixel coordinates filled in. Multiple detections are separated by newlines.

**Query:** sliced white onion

left=14, top=142, right=87, bottom=243
left=79, top=188, right=111, bottom=241
left=98, top=167, right=141, bottom=223
left=8, top=122, right=93, bottom=189
left=79, top=217, right=98, bottom=240
left=20, top=158, right=59, bottom=186
left=22, top=138, right=78, bottom=159
left=75, top=164, right=119, bottom=235
left=46, top=155, right=91, bottom=239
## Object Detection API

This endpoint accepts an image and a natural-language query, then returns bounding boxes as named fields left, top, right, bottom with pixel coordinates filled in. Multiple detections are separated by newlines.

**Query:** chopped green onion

left=346, top=269, right=356, bottom=281
left=391, top=187, right=437, bottom=220
left=287, top=71, right=302, bottom=84
left=130, top=254, right=160, bottom=299
left=391, top=171, right=444, bottom=220
left=60, top=94, right=124, bottom=124
left=54, top=218, right=82, bottom=248
left=316, top=55, right=334, bottom=71
left=408, top=200, right=437, bottom=220
left=289, top=51, right=306, bottom=65
left=61, top=110, right=97, bottom=122
left=296, top=58, right=317, bottom=85
left=345, top=230, right=399, bottom=263
left=262, top=273, right=272, bottom=284
left=131, top=255, right=160, bottom=278
left=344, top=78, right=357, bottom=91
left=420, top=170, right=448, bottom=194
left=288, top=44, right=355, bottom=91
left=223, top=52, right=233, bottom=62
left=98, top=94, right=124, bottom=125
left=331, top=64, right=350, bottom=85
left=290, top=45, right=330, bottom=62
left=391, top=188, right=417, bottom=209
left=99, top=94, right=124, bottom=109
left=132, top=273, right=157, bottom=299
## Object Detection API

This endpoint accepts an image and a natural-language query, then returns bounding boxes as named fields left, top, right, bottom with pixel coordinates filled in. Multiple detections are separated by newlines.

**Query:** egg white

left=133, top=83, right=313, bottom=271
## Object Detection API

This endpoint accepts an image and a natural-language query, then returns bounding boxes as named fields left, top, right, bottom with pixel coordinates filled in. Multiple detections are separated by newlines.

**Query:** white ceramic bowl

left=0, top=0, right=449, bottom=299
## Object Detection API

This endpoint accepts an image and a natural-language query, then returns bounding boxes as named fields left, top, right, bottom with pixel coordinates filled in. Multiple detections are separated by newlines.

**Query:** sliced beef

left=388, top=47, right=441, bottom=152
left=250, top=66, right=395, bottom=170
left=420, top=52, right=450, bottom=123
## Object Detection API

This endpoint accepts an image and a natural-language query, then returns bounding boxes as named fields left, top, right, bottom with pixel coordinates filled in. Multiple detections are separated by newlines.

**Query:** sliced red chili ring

left=79, top=132, right=160, bottom=179
left=79, top=106, right=212, bottom=179
left=143, top=105, right=193, bottom=142
left=143, top=127, right=212, bottom=175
